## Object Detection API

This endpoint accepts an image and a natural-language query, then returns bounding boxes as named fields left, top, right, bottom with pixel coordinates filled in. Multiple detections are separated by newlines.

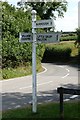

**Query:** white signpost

left=19, top=32, right=61, bottom=43
left=34, top=19, right=54, bottom=28
left=37, top=33, right=61, bottom=43
left=19, top=10, right=61, bottom=113
left=31, top=10, right=37, bottom=113
left=19, top=33, right=32, bottom=42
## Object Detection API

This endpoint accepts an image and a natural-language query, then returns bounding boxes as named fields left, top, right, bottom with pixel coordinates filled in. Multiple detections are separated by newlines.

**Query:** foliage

left=60, top=34, right=77, bottom=41
left=42, top=43, right=72, bottom=62
left=2, top=42, right=78, bottom=79
left=75, top=28, right=80, bottom=47
left=17, top=0, right=67, bottom=19
left=2, top=61, right=43, bottom=79
left=2, top=1, right=45, bottom=68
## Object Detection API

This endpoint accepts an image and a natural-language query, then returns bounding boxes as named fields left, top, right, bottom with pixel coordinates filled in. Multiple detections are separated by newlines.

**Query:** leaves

left=2, top=1, right=45, bottom=68
left=23, top=1, right=67, bottom=19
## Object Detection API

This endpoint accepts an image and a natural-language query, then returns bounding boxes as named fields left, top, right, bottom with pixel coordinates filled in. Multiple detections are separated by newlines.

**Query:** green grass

left=2, top=62, right=43, bottom=79
left=2, top=102, right=80, bottom=119
left=2, top=66, right=32, bottom=79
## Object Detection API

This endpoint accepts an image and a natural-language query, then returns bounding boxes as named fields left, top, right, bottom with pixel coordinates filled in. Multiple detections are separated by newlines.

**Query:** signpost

left=19, top=33, right=32, bottom=42
left=19, top=10, right=61, bottom=113
left=31, top=10, right=37, bottom=113
left=34, top=19, right=54, bottom=28
left=37, top=33, right=61, bottom=43
left=19, top=32, right=61, bottom=43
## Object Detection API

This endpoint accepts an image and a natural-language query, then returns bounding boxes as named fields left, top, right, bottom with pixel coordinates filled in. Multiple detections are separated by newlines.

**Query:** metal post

left=60, top=87, right=64, bottom=119
left=31, top=10, right=37, bottom=113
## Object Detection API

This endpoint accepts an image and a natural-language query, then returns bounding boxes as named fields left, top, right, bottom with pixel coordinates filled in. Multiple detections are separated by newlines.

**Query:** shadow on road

left=1, top=84, right=80, bottom=111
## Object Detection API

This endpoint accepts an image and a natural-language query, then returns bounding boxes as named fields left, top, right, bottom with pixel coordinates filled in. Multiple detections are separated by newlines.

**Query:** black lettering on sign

left=22, top=38, right=31, bottom=40
left=22, top=34, right=32, bottom=38
left=36, top=22, right=49, bottom=26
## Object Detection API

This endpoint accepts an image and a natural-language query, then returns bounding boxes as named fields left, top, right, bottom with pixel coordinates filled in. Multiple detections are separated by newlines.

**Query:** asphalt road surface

left=0, top=63, right=79, bottom=111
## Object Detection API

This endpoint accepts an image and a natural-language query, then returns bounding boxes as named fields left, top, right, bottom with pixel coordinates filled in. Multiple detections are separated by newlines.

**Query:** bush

left=60, top=35, right=77, bottom=41
left=2, top=2, right=45, bottom=68
left=2, top=36, right=45, bottom=68
left=42, top=44, right=72, bottom=62
left=75, top=28, right=80, bottom=47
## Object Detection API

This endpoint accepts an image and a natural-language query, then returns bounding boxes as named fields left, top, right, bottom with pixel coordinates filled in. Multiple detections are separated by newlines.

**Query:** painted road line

left=57, top=65, right=70, bottom=79
left=58, top=65, right=64, bottom=68
left=64, top=95, right=78, bottom=102
left=20, top=85, right=32, bottom=90
left=37, top=65, right=47, bottom=75
left=62, top=67, right=70, bottom=78
left=62, top=73, right=70, bottom=78
left=19, top=81, right=53, bottom=90
left=70, top=95, right=78, bottom=99
left=38, top=81, right=53, bottom=86
left=66, top=68, right=70, bottom=72
left=64, top=99, right=70, bottom=102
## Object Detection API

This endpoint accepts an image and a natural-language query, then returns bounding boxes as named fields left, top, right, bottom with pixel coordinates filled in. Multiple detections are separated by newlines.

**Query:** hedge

left=42, top=44, right=72, bottom=62
left=60, top=35, right=77, bottom=41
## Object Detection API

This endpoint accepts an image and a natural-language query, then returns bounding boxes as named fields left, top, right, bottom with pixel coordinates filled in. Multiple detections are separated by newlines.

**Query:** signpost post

left=19, top=9, right=61, bottom=113
left=31, top=10, right=37, bottom=113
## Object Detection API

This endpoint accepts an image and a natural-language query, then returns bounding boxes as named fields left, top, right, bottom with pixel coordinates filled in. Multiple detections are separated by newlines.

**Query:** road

left=0, top=63, right=79, bottom=111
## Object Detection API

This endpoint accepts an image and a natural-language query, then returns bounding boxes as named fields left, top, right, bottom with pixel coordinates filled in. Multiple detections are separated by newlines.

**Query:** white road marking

left=38, top=81, right=53, bottom=86
left=57, top=65, right=70, bottom=79
left=45, top=99, right=53, bottom=102
left=70, top=95, right=78, bottom=99
left=37, top=65, right=47, bottom=75
left=64, top=95, right=78, bottom=102
left=62, top=68, right=70, bottom=78
left=66, top=68, right=70, bottom=72
left=64, top=99, right=70, bottom=102
left=20, top=85, right=32, bottom=90
left=62, top=73, right=69, bottom=78
left=11, top=103, right=16, bottom=105
left=15, top=105, right=21, bottom=108
left=19, top=81, right=53, bottom=90
left=29, top=100, right=32, bottom=104
left=58, top=66, right=64, bottom=68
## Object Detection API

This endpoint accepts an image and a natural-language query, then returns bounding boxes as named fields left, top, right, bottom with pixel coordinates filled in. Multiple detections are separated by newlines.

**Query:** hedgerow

left=42, top=44, right=72, bottom=62
left=2, top=2, right=45, bottom=68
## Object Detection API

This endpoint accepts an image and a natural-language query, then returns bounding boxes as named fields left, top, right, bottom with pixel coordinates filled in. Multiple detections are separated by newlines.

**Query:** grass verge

left=2, top=62, right=43, bottom=79
left=2, top=102, right=80, bottom=120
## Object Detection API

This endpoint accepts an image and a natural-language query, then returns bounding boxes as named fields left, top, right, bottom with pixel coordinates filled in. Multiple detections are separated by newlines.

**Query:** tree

left=2, top=1, right=45, bottom=68
left=17, top=0, right=67, bottom=20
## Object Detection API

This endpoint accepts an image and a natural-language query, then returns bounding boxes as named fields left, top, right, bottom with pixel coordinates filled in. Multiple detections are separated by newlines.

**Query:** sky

left=2, top=0, right=80, bottom=31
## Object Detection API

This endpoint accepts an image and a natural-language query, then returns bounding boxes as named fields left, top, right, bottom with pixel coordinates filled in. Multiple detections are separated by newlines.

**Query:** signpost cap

left=31, top=10, right=37, bottom=15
